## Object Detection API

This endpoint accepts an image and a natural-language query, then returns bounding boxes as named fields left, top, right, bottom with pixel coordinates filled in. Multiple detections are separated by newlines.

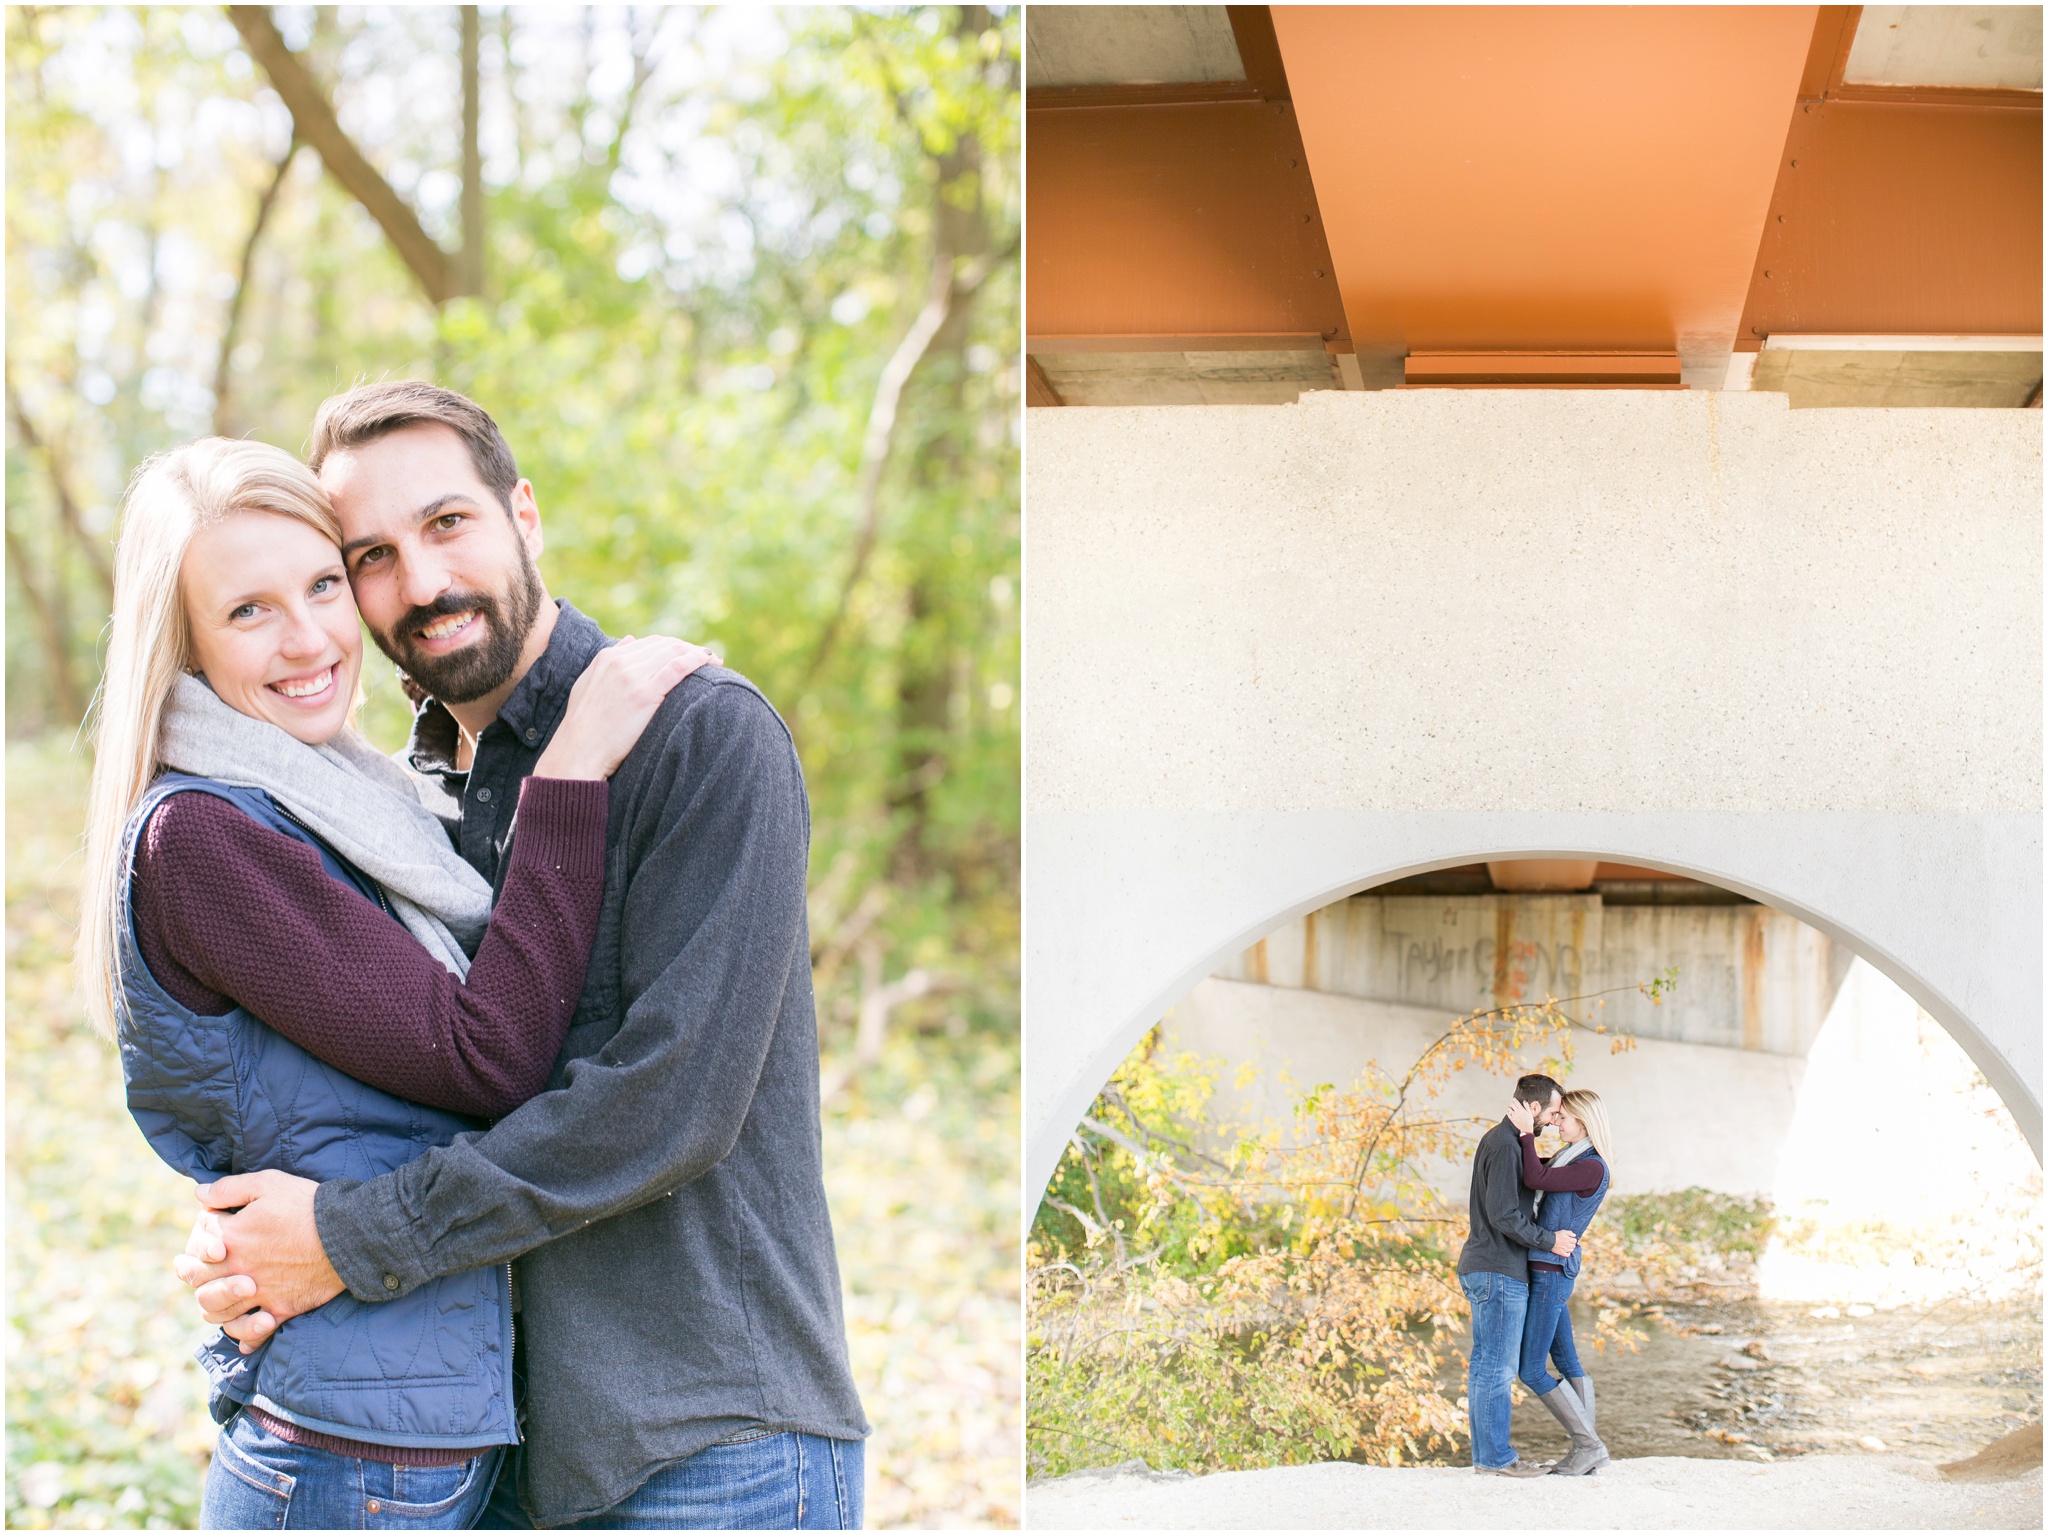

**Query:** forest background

left=5, top=5, right=1019, bottom=1528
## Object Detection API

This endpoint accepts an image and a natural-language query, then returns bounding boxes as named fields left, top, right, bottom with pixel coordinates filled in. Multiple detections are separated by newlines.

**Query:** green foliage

left=1027, top=1271, right=1360, bottom=1477
left=1605, top=1188, right=1779, bottom=1259
left=7, top=8, right=1017, bottom=1528
left=1027, top=992, right=1647, bottom=1481
left=1032, top=1038, right=1287, bottom=1274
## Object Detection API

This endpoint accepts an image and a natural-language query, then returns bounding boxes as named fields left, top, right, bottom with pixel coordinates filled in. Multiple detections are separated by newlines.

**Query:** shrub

left=1027, top=972, right=1667, bottom=1478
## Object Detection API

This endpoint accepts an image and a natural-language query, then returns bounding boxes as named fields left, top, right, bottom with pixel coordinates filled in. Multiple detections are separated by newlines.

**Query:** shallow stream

left=1485, top=1296, right=2041, bottom=1467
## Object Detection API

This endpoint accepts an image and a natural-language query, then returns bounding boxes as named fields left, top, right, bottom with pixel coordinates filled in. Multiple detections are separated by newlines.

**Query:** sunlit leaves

left=1026, top=987, right=1665, bottom=1478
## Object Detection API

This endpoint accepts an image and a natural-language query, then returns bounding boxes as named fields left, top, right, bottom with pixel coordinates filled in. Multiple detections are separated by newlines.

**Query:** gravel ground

left=1026, top=1456, right=2042, bottom=1530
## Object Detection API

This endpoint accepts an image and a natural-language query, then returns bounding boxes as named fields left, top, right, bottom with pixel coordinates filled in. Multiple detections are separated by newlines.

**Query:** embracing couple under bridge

left=1459, top=1073, right=1616, bottom=1479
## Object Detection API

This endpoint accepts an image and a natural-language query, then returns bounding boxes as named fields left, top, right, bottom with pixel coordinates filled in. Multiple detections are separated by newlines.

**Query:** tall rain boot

left=1567, top=1374, right=1596, bottom=1436
left=1537, top=1380, right=1609, bottom=1476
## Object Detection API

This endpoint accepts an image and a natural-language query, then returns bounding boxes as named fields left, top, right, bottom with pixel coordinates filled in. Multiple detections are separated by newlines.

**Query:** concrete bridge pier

left=1026, top=394, right=2041, bottom=1208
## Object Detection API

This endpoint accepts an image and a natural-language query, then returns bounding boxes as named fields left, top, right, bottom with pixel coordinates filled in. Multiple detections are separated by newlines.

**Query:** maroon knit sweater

left=130, top=776, right=606, bottom=1467
left=131, top=776, right=607, bottom=1120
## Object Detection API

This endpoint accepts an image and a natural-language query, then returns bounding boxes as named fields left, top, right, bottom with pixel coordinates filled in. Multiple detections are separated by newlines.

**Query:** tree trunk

left=460, top=4, right=483, bottom=297
left=887, top=7, right=995, bottom=872
left=5, top=524, right=84, bottom=724
left=803, top=6, right=1000, bottom=688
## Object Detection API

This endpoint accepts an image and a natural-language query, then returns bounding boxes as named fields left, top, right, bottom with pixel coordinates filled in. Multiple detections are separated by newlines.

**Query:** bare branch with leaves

left=1028, top=975, right=1667, bottom=1478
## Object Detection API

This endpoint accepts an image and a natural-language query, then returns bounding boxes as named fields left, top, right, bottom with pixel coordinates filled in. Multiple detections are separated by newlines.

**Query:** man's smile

left=415, top=610, right=480, bottom=647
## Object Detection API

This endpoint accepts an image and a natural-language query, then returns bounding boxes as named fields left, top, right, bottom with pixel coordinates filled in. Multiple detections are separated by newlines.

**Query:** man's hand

left=1506, top=1097, right=1539, bottom=1135
left=1551, top=1229, right=1578, bottom=1257
left=171, top=1171, right=344, bottom=1353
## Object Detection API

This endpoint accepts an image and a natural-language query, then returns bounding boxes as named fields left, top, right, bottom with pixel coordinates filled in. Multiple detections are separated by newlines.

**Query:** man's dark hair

left=1513, top=1073, right=1563, bottom=1106
left=308, top=380, right=519, bottom=513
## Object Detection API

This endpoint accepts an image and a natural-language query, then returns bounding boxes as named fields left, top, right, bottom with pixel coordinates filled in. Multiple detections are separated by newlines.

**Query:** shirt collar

left=404, top=600, right=610, bottom=772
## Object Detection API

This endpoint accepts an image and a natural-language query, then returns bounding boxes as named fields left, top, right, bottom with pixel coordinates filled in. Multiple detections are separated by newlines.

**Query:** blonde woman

left=1504, top=1087, right=1614, bottom=1477
left=78, top=438, right=710, bottom=1529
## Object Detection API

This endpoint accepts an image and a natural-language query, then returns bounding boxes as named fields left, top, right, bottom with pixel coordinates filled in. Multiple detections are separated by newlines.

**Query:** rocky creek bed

left=1503, top=1294, right=2041, bottom=1466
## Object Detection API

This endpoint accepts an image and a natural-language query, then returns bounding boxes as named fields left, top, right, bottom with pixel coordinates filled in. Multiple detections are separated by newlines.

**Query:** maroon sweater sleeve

left=1519, top=1131, right=1605, bottom=1193
left=130, top=777, right=608, bottom=1119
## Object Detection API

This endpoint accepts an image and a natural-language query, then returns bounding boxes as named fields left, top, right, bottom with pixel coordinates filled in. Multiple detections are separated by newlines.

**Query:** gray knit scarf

left=157, top=673, right=490, bottom=977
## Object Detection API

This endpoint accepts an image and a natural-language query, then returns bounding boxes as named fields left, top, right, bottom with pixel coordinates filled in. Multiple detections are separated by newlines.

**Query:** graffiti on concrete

left=1217, top=893, right=1841, bottom=1058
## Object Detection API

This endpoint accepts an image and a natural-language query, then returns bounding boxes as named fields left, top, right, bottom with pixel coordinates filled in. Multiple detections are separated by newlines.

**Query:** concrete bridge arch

left=1024, top=392, right=2041, bottom=1205
left=1025, top=812, right=2040, bottom=1202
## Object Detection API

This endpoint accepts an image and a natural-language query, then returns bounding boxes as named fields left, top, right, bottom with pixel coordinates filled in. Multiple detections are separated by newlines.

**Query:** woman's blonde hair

left=76, top=438, right=345, bottom=1038
left=1560, top=1088, right=1613, bottom=1162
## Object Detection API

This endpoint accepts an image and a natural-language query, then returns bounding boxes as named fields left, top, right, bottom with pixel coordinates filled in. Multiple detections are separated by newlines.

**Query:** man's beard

left=379, top=556, right=545, bottom=706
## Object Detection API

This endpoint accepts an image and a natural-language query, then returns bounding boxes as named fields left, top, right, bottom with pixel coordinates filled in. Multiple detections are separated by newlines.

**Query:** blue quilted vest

left=1526, top=1145, right=1609, bottom=1282
left=116, top=773, right=516, bottom=1451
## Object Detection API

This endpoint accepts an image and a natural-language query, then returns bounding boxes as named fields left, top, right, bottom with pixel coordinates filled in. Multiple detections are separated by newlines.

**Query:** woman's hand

left=532, top=637, right=720, bottom=781
left=1506, top=1096, right=1538, bottom=1135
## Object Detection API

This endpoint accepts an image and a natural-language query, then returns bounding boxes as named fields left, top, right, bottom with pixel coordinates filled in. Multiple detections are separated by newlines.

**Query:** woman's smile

left=268, top=663, right=339, bottom=702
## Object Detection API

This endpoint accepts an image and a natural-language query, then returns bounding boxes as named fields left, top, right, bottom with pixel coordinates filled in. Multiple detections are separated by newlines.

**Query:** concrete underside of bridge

left=1023, top=390, right=2041, bottom=1203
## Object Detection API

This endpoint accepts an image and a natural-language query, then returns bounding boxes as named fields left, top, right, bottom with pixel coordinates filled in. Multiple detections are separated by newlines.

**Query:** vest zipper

left=503, top=1262, right=523, bottom=1444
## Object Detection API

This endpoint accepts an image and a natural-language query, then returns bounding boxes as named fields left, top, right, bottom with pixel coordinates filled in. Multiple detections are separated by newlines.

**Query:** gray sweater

left=313, top=604, right=868, bottom=1526
left=1455, top=1117, right=1559, bottom=1284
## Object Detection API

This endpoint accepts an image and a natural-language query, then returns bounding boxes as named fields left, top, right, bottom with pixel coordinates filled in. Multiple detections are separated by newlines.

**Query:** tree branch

left=801, top=244, right=1009, bottom=685
left=604, top=8, right=669, bottom=174
left=226, top=5, right=460, bottom=304
left=5, top=374, right=112, bottom=598
left=4, top=523, right=83, bottom=722
left=818, top=947, right=947, bottom=1103
left=214, top=136, right=299, bottom=437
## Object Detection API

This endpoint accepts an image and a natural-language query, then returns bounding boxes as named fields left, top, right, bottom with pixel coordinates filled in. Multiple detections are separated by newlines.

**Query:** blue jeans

left=200, top=1411, right=503, bottom=1530
left=480, top=1433, right=864, bottom=1529
left=1460, top=1270, right=1528, bottom=1470
left=1518, top=1264, right=1583, bottom=1396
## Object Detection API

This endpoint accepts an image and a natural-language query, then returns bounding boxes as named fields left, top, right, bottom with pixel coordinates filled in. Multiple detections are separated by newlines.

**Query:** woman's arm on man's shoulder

left=1517, top=1131, right=1604, bottom=1192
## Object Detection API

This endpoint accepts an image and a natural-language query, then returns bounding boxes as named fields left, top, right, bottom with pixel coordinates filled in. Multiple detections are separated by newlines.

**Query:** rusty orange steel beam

left=1271, top=6, right=1815, bottom=361
left=1405, top=351, right=1683, bottom=385
left=1029, top=333, right=1328, bottom=354
left=1025, top=101, right=1348, bottom=345
left=1735, top=8, right=2042, bottom=348
left=1024, top=6, right=1349, bottom=350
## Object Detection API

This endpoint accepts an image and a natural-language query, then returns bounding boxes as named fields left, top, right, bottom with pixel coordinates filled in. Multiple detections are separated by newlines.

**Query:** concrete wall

left=1023, top=392, right=2041, bottom=1203
left=1159, top=958, right=2040, bottom=1230
left=1216, top=892, right=1849, bottom=1055
left=1160, top=977, right=1806, bottom=1199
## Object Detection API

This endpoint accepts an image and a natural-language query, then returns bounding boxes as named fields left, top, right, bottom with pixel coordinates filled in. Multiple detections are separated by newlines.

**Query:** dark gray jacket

left=1455, top=1117, right=1559, bottom=1284
left=314, top=604, right=868, bottom=1526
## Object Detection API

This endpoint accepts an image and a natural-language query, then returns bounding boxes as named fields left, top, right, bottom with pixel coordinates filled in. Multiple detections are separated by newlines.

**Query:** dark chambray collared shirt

left=401, top=600, right=603, bottom=891
left=315, top=601, right=869, bottom=1526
